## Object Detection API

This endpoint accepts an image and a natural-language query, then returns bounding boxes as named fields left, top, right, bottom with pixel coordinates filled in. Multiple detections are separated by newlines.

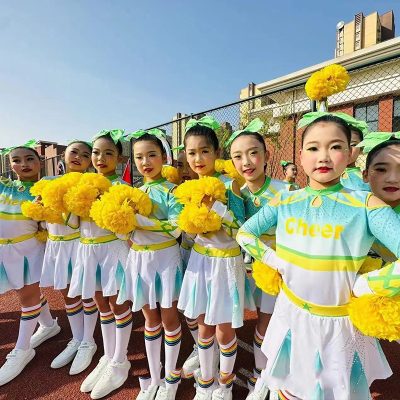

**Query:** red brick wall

left=379, top=95, right=393, bottom=132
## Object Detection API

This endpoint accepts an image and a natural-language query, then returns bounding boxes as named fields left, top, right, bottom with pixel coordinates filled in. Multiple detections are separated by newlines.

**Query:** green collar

left=212, top=172, right=221, bottom=178
left=106, top=174, right=118, bottom=181
left=252, top=176, right=271, bottom=197
left=144, top=177, right=167, bottom=187
left=15, top=180, right=35, bottom=187
left=305, top=182, right=343, bottom=196
left=345, top=167, right=361, bottom=173
left=394, top=203, right=400, bottom=214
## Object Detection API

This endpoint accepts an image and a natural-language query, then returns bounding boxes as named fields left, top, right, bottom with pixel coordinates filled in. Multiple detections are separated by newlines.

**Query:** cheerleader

left=226, top=119, right=290, bottom=399
left=39, top=140, right=95, bottom=373
left=280, top=161, right=300, bottom=190
left=177, top=116, right=256, bottom=400
left=68, top=130, right=131, bottom=399
left=237, top=115, right=400, bottom=400
left=0, top=141, right=58, bottom=385
left=116, top=129, right=184, bottom=400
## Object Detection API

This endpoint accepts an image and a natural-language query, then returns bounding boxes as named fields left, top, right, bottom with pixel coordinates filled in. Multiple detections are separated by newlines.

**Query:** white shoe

left=0, top=348, right=35, bottom=386
left=244, top=253, right=252, bottom=264
left=30, top=319, right=61, bottom=349
left=154, top=384, right=179, bottom=400
left=193, top=386, right=213, bottom=400
left=70, top=341, right=97, bottom=375
left=245, top=384, right=269, bottom=400
left=136, top=381, right=159, bottom=400
left=80, top=356, right=111, bottom=393
left=183, top=345, right=200, bottom=377
left=212, top=388, right=232, bottom=400
left=90, top=357, right=131, bottom=399
left=51, top=339, right=81, bottom=369
left=268, top=389, right=279, bottom=400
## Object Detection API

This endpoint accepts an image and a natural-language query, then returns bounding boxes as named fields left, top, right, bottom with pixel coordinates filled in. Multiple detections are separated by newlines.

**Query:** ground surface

left=0, top=287, right=399, bottom=400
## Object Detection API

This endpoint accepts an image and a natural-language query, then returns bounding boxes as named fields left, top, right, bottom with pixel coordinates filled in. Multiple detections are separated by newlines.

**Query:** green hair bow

left=356, top=132, right=400, bottom=153
left=298, top=112, right=369, bottom=137
left=1, top=139, right=38, bottom=156
left=172, top=144, right=184, bottom=151
left=91, top=129, right=125, bottom=145
left=225, top=118, right=264, bottom=147
left=185, top=116, right=220, bottom=133
left=67, top=139, right=93, bottom=148
left=125, top=128, right=167, bottom=141
left=280, top=160, right=293, bottom=167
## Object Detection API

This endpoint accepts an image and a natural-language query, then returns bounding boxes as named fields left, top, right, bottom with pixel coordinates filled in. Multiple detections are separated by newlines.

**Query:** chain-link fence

left=132, top=54, right=400, bottom=188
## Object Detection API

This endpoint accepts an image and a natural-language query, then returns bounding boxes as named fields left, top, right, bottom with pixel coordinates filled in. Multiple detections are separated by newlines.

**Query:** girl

left=0, top=141, right=58, bottom=385
left=68, top=130, right=132, bottom=400
left=116, top=129, right=183, bottom=400
left=177, top=116, right=256, bottom=400
left=360, top=134, right=400, bottom=264
left=280, top=161, right=299, bottom=190
left=237, top=115, right=400, bottom=400
left=228, top=122, right=290, bottom=400
left=39, top=140, right=95, bottom=374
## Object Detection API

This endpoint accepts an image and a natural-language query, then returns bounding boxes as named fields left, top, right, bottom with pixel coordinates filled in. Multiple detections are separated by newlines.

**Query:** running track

left=1, top=287, right=399, bottom=400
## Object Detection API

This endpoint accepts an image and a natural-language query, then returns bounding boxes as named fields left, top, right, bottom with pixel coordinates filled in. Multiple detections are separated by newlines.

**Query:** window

left=355, top=101, right=379, bottom=132
left=393, top=98, right=400, bottom=131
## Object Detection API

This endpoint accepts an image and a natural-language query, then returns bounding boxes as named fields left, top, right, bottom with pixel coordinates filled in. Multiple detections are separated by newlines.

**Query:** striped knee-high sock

left=66, top=300, right=84, bottom=341
left=38, top=294, right=53, bottom=327
left=114, top=308, right=133, bottom=363
left=82, top=300, right=98, bottom=343
left=197, top=335, right=215, bottom=390
left=164, top=325, right=182, bottom=378
left=144, top=323, right=163, bottom=386
left=253, top=328, right=267, bottom=371
left=219, top=336, right=237, bottom=376
left=100, top=311, right=116, bottom=359
left=186, top=319, right=198, bottom=344
left=16, top=303, right=41, bottom=350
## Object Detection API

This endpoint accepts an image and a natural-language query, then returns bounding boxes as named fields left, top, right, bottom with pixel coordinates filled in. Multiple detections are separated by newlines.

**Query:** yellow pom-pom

left=174, top=181, right=198, bottom=205
left=90, top=199, right=107, bottom=229
left=177, top=203, right=222, bottom=234
left=78, top=173, right=111, bottom=194
left=30, top=180, right=51, bottom=197
left=60, top=172, right=83, bottom=187
left=101, top=200, right=137, bottom=234
left=43, top=208, right=64, bottom=225
left=215, top=159, right=225, bottom=173
left=107, top=186, right=152, bottom=217
left=349, top=294, right=400, bottom=341
left=221, top=159, right=246, bottom=188
left=305, top=64, right=350, bottom=101
left=64, top=184, right=99, bottom=217
left=162, top=166, right=180, bottom=185
left=21, top=201, right=46, bottom=221
left=41, top=179, right=70, bottom=214
left=358, top=256, right=382, bottom=275
left=35, top=230, right=48, bottom=242
left=252, top=260, right=282, bottom=296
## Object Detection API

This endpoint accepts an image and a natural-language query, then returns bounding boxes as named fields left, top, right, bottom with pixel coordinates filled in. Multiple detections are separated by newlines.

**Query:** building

left=335, top=10, right=395, bottom=58
left=239, top=34, right=400, bottom=186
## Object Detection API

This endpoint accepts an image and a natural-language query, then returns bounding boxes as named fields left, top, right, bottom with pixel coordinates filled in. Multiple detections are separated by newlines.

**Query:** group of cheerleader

left=1, top=108, right=400, bottom=400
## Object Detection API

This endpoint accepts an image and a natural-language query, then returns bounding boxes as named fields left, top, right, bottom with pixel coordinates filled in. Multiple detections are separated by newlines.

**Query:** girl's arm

left=236, top=195, right=282, bottom=268
left=134, top=190, right=182, bottom=239
left=353, top=195, right=400, bottom=297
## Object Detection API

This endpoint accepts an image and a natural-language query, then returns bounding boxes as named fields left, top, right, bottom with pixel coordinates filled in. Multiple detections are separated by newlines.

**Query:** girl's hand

left=33, top=196, right=43, bottom=205
left=201, top=195, right=216, bottom=211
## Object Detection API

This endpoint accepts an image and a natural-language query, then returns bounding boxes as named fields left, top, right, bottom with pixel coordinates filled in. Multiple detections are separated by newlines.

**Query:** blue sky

left=1, top=0, right=399, bottom=147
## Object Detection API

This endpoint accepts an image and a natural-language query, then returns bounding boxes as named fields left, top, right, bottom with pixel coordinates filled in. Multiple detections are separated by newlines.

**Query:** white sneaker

left=154, top=385, right=179, bottom=400
left=182, top=345, right=200, bottom=377
left=193, top=386, right=213, bottom=400
left=70, top=341, right=97, bottom=375
left=80, top=356, right=111, bottom=393
left=268, top=389, right=279, bottom=400
left=212, top=388, right=232, bottom=400
left=244, top=253, right=252, bottom=264
left=90, top=357, right=131, bottom=399
left=136, top=381, right=159, bottom=400
left=0, top=348, right=35, bottom=386
left=30, top=319, right=61, bottom=349
left=51, top=339, right=81, bottom=369
left=245, top=384, right=269, bottom=400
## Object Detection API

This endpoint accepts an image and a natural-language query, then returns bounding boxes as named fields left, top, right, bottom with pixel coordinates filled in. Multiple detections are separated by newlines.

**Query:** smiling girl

left=237, top=115, right=400, bottom=400
left=0, top=141, right=57, bottom=386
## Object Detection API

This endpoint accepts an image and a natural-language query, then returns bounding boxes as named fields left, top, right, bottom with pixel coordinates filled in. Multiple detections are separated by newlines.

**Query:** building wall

left=344, top=21, right=355, bottom=55
left=363, top=12, right=379, bottom=48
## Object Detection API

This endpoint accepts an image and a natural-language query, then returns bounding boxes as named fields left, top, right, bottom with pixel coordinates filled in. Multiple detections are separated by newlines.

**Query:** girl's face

left=363, top=145, right=400, bottom=207
left=285, top=164, right=298, bottom=179
left=230, top=135, right=268, bottom=182
left=9, top=148, right=42, bottom=182
left=63, top=143, right=92, bottom=173
left=300, top=122, right=350, bottom=189
left=92, top=137, right=122, bottom=176
left=347, top=130, right=362, bottom=166
left=133, top=140, right=166, bottom=182
left=177, top=151, right=198, bottom=182
left=185, top=136, right=219, bottom=177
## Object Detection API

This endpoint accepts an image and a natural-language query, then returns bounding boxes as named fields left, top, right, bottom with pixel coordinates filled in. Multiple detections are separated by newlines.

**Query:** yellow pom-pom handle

left=252, top=260, right=282, bottom=296
left=358, top=256, right=383, bottom=275
left=349, top=294, right=400, bottom=341
left=35, top=230, right=48, bottom=242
